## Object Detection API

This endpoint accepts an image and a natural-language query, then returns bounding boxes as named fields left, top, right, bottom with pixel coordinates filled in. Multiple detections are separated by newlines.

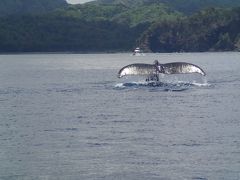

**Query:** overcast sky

left=66, top=0, right=95, bottom=4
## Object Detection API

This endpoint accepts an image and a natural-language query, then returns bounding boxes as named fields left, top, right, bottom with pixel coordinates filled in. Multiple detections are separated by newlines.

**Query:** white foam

left=114, top=83, right=125, bottom=88
left=192, top=82, right=210, bottom=87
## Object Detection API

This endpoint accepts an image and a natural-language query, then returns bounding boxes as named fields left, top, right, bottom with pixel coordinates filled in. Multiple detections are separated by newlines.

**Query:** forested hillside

left=0, top=15, right=146, bottom=52
left=56, top=3, right=182, bottom=26
left=0, top=0, right=67, bottom=16
left=159, top=0, right=240, bottom=14
left=0, top=0, right=239, bottom=53
left=139, top=7, right=240, bottom=52
left=95, top=0, right=240, bottom=14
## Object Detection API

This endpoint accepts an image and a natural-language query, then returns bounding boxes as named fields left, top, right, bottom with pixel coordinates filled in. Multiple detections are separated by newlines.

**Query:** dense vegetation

left=56, top=3, right=182, bottom=26
left=140, top=7, right=240, bottom=52
left=0, top=15, right=148, bottom=52
left=0, top=0, right=67, bottom=16
left=0, top=0, right=239, bottom=53
left=95, top=0, right=240, bottom=14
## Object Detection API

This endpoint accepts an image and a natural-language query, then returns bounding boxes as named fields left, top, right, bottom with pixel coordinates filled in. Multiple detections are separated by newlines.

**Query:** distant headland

left=0, top=0, right=239, bottom=53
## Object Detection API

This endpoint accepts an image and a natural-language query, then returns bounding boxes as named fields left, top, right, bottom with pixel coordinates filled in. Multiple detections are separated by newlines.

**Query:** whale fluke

left=118, top=63, right=158, bottom=78
left=118, top=61, right=206, bottom=79
left=162, top=62, right=206, bottom=76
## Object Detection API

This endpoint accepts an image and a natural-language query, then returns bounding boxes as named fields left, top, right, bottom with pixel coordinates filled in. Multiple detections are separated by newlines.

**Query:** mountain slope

left=139, top=7, right=240, bottom=52
left=0, top=0, right=67, bottom=16
left=94, top=0, right=240, bottom=14
left=0, top=0, right=239, bottom=52
left=0, top=15, right=143, bottom=52
left=57, top=3, right=182, bottom=27
left=112, top=4, right=182, bottom=26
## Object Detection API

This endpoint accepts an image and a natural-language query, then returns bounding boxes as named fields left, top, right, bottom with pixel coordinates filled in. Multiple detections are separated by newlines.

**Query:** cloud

left=66, top=0, right=95, bottom=4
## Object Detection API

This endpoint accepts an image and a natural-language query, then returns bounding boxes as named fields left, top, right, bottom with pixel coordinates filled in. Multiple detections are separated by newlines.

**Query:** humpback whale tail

left=118, top=60, right=206, bottom=79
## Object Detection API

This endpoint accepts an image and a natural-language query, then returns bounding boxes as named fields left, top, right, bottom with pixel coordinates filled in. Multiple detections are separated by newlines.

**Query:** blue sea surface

left=0, top=53, right=239, bottom=180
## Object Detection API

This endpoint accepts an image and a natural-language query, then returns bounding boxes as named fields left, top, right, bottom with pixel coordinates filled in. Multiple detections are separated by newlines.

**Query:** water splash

left=115, top=77, right=210, bottom=91
left=115, top=74, right=210, bottom=91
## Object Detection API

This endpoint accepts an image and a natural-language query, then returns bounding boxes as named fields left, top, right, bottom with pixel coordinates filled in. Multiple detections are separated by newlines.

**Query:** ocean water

left=0, top=53, right=239, bottom=180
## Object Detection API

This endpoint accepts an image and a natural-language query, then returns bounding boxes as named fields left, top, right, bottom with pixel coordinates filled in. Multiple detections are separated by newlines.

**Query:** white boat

left=133, top=47, right=144, bottom=56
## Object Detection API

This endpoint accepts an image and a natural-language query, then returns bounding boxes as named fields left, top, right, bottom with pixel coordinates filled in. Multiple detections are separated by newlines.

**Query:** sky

left=66, top=0, right=95, bottom=4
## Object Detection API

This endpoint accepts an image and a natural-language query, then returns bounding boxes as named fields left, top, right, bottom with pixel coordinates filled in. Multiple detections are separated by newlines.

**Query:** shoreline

left=0, top=50, right=240, bottom=55
left=0, top=51, right=239, bottom=55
